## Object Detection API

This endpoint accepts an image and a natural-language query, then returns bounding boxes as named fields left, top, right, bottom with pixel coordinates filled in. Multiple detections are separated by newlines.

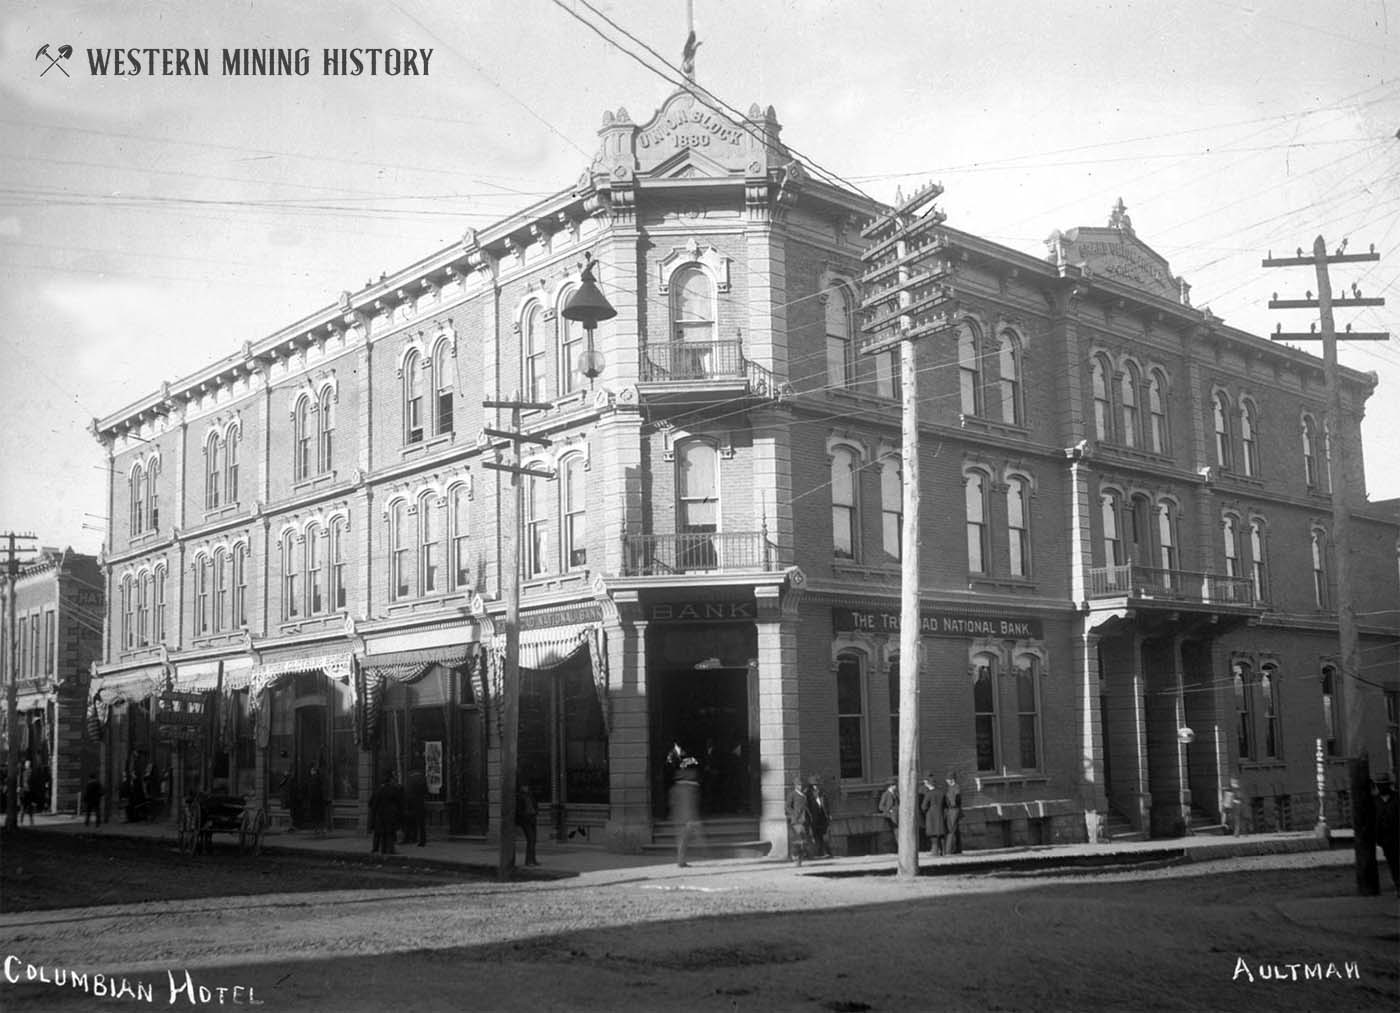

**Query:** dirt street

left=1, top=830, right=1396, bottom=1012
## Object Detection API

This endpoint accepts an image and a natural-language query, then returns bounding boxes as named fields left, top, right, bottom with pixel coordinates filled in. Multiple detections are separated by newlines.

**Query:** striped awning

left=360, top=644, right=477, bottom=685
left=491, top=624, right=592, bottom=671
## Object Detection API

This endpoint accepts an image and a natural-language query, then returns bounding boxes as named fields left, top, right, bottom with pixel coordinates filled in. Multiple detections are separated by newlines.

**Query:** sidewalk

left=16, top=808, right=1352, bottom=881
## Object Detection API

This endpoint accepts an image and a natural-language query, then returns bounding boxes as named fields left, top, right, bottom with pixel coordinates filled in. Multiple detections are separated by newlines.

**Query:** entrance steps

left=644, top=817, right=771, bottom=859
left=1189, top=806, right=1228, bottom=837
left=1104, top=811, right=1147, bottom=842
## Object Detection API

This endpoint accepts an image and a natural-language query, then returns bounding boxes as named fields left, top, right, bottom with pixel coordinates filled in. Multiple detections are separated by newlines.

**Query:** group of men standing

left=878, top=772, right=963, bottom=856
left=785, top=775, right=833, bottom=866
left=368, top=766, right=430, bottom=854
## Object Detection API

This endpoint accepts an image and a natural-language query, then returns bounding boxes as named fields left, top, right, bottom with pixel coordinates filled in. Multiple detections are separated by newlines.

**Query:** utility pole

left=482, top=399, right=554, bottom=881
left=859, top=184, right=955, bottom=879
left=1264, top=235, right=1388, bottom=895
left=3, top=531, right=38, bottom=830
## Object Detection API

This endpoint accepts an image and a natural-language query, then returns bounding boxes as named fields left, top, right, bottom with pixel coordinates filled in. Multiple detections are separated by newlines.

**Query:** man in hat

left=877, top=778, right=899, bottom=852
left=1375, top=771, right=1398, bottom=896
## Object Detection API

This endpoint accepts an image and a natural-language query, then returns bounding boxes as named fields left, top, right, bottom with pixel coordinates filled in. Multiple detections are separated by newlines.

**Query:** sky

left=2, top=0, right=1397, bottom=557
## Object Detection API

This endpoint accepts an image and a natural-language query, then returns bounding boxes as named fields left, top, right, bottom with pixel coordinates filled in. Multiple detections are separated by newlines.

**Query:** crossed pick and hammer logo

left=36, top=43, right=73, bottom=77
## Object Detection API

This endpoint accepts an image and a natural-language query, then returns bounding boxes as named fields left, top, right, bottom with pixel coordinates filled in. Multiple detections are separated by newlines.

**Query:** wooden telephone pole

left=1264, top=235, right=1388, bottom=895
left=859, top=184, right=955, bottom=879
left=3, top=531, right=38, bottom=830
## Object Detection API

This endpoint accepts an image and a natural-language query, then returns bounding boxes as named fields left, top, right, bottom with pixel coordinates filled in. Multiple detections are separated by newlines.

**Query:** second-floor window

left=1148, top=370, right=1169, bottom=454
left=678, top=441, right=719, bottom=570
left=231, top=546, right=246, bottom=628
left=1156, top=502, right=1178, bottom=574
left=1091, top=355, right=1112, bottom=442
left=561, top=455, right=587, bottom=569
left=965, top=471, right=988, bottom=574
left=672, top=266, right=715, bottom=345
left=419, top=493, right=439, bottom=595
left=1249, top=519, right=1268, bottom=602
left=450, top=484, right=471, bottom=590
left=1008, top=476, right=1030, bottom=578
left=1101, top=491, right=1123, bottom=566
left=328, top=519, right=346, bottom=610
left=195, top=555, right=211, bottom=634
left=880, top=459, right=901, bottom=562
left=558, top=294, right=584, bottom=397
left=390, top=502, right=410, bottom=599
left=136, top=574, right=150, bottom=646
left=1311, top=528, right=1328, bottom=608
left=1120, top=363, right=1141, bottom=447
left=1302, top=414, right=1324, bottom=490
left=212, top=548, right=227, bottom=633
left=281, top=531, right=300, bottom=620
left=1240, top=400, right=1258, bottom=477
left=525, top=474, right=550, bottom=578
left=153, top=566, right=166, bottom=641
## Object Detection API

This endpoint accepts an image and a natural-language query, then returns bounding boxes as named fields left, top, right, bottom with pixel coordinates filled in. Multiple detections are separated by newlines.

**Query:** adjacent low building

left=89, top=83, right=1400, bottom=853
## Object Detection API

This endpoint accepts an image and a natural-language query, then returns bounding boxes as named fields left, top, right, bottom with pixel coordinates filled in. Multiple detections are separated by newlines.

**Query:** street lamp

left=562, top=253, right=616, bottom=381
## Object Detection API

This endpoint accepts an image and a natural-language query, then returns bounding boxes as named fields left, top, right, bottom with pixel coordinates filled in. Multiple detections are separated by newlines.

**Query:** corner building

left=91, top=88, right=1400, bottom=853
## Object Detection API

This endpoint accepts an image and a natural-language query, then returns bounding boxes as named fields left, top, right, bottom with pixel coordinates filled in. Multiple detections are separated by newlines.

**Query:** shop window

left=563, top=663, right=609, bottom=804
left=332, top=681, right=358, bottom=801
left=1384, top=690, right=1397, bottom=777
left=830, top=446, right=857, bottom=560
left=835, top=652, right=867, bottom=781
left=825, top=284, right=853, bottom=389
left=1260, top=663, right=1281, bottom=760
left=998, top=329, right=1023, bottom=426
left=973, top=653, right=999, bottom=772
left=880, top=458, right=901, bottom=562
left=1233, top=661, right=1254, bottom=760
left=1015, top=655, right=1042, bottom=770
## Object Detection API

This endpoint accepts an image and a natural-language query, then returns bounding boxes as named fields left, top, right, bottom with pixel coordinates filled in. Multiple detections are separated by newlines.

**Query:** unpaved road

left=1, top=831, right=1396, bottom=1012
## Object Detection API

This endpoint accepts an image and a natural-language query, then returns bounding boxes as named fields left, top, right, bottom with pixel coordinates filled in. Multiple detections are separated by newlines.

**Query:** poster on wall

left=424, top=740, right=443, bottom=795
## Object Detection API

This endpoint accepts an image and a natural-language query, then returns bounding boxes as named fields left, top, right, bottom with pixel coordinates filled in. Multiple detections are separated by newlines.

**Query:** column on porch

left=603, top=591, right=650, bottom=852
left=755, top=582, right=801, bottom=855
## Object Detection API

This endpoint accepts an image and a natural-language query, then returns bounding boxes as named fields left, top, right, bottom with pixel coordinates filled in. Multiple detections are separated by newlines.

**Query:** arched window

left=419, top=493, right=439, bottom=595
left=449, top=486, right=471, bottom=591
left=831, top=447, right=857, bottom=560
left=1014, top=655, right=1041, bottom=770
left=826, top=285, right=853, bottom=388
left=432, top=340, right=454, bottom=435
left=389, top=501, right=410, bottom=599
left=231, top=546, right=246, bottom=628
left=195, top=555, right=211, bottom=634
left=1148, top=370, right=1169, bottom=454
left=318, top=387, right=335, bottom=473
left=306, top=524, right=324, bottom=615
left=1222, top=515, right=1240, bottom=579
left=561, top=455, right=587, bottom=569
left=1249, top=519, right=1268, bottom=603
left=212, top=548, right=227, bottom=633
left=1302, top=414, right=1320, bottom=488
left=998, top=330, right=1023, bottom=425
left=880, top=458, right=901, bottom=562
left=525, top=474, right=551, bottom=577
left=835, top=651, right=867, bottom=780
left=136, top=572, right=150, bottom=647
left=973, top=652, right=999, bottom=771
left=1156, top=502, right=1178, bottom=575
left=1007, top=475, right=1030, bottom=578
left=1321, top=664, right=1339, bottom=756
left=958, top=324, right=982, bottom=417
left=672, top=266, right=715, bottom=345
left=225, top=426, right=240, bottom=503
left=678, top=441, right=719, bottom=570
left=130, top=464, right=144, bottom=535
left=205, top=432, right=222, bottom=509
left=1240, top=400, right=1258, bottom=477
left=1213, top=391, right=1233, bottom=470
left=153, top=566, right=167, bottom=642
left=965, top=471, right=989, bottom=574
left=328, top=520, right=346, bottom=610
left=1101, top=491, right=1123, bottom=567
left=1121, top=362, right=1141, bottom=448
left=404, top=351, right=425, bottom=444
left=294, top=396, right=312, bottom=479
left=1311, top=528, right=1328, bottom=608
left=281, top=531, right=300, bottom=619
left=1260, top=662, right=1280, bottom=759
left=558, top=294, right=584, bottom=397
left=1090, top=355, right=1112, bottom=442
left=1233, top=661, right=1253, bottom=759
left=121, top=575, right=134, bottom=649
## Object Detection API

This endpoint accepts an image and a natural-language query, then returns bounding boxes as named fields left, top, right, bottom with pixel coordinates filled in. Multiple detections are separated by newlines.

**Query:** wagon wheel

left=177, top=801, right=200, bottom=856
left=240, top=807, right=267, bottom=856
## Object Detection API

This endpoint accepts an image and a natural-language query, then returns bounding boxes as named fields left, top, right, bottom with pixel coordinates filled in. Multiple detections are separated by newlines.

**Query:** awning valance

left=361, top=644, right=477, bottom=685
left=90, top=666, right=166, bottom=706
left=247, top=652, right=354, bottom=697
left=491, top=624, right=592, bottom=671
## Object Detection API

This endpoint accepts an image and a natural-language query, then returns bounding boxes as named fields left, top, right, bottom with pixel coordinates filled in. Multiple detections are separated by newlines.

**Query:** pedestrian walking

left=1375, top=771, right=1399, bottom=897
left=807, top=777, right=832, bottom=858
left=943, top=772, right=963, bottom=854
left=369, top=770, right=403, bottom=855
left=404, top=764, right=429, bottom=847
left=669, top=755, right=702, bottom=867
left=82, top=772, right=104, bottom=828
left=516, top=782, right=540, bottom=866
left=877, top=778, right=899, bottom=851
left=21, top=762, right=37, bottom=824
left=1221, top=775, right=1245, bottom=836
left=922, top=773, right=947, bottom=856
left=786, top=775, right=813, bottom=866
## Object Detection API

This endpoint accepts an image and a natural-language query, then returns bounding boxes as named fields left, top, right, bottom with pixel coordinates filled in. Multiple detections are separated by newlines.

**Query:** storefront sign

left=832, top=607, right=1043, bottom=640
left=156, top=724, right=202, bottom=742
left=520, top=604, right=603, bottom=631
left=424, top=741, right=443, bottom=794
left=649, top=600, right=756, bottom=622
left=155, top=710, right=206, bottom=726
left=161, top=690, right=205, bottom=704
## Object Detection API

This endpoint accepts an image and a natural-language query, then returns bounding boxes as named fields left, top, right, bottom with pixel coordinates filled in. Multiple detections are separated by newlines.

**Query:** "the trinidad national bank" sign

left=832, top=607, right=1043, bottom=640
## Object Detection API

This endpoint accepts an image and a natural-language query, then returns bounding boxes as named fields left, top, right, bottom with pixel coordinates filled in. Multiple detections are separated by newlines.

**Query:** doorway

left=651, top=666, right=753, bottom=818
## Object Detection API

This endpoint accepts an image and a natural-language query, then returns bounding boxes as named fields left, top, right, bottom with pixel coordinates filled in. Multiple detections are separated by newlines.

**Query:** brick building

left=89, top=87, right=1400, bottom=853
left=2, top=547, right=104, bottom=814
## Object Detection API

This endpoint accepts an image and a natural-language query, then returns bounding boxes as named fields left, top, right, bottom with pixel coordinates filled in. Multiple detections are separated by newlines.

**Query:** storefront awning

left=90, top=666, right=166, bottom=706
left=247, top=652, right=354, bottom=696
left=360, top=644, right=478, bottom=685
left=491, top=624, right=592, bottom=671
left=175, top=656, right=254, bottom=693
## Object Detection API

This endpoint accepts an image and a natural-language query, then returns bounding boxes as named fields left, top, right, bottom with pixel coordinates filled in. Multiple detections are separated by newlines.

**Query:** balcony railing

left=1087, top=564, right=1255, bottom=606
left=639, top=341, right=789, bottom=401
left=622, top=531, right=778, bottom=577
